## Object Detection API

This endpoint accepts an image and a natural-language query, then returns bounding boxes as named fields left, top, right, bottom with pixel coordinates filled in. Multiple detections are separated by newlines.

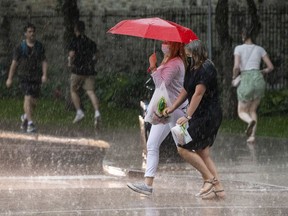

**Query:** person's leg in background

left=238, top=100, right=256, bottom=138
left=246, top=98, right=261, bottom=142
left=84, top=76, right=101, bottom=127
left=71, top=74, right=85, bottom=123
left=21, top=81, right=39, bottom=133
left=23, top=95, right=37, bottom=132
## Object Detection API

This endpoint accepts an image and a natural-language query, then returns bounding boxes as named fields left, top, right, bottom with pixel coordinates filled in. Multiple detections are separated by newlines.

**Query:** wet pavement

left=0, top=124, right=288, bottom=215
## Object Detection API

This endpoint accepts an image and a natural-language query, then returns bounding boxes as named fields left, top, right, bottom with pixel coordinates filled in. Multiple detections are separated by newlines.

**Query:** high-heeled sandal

left=201, top=189, right=225, bottom=200
left=195, top=177, right=218, bottom=197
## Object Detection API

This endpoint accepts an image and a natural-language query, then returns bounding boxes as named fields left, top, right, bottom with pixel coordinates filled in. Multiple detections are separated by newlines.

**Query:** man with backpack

left=6, top=22, right=48, bottom=133
left=68, top=20, right=101, bottom=127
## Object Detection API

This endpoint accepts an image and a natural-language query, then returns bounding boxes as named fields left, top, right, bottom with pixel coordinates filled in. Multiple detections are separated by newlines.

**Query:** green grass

left=219, top=115, right=288, bottom=138
left=0, top=98, right=139, bottom=131
left=1, top=98, right=287, bottom=138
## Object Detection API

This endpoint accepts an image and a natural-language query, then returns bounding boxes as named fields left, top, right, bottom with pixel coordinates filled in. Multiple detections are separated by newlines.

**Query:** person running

left=68, top=20, right=101, bottom=127
left=164, top=40, right=225, bottom=200
left=6, top=22, right=48, bottom=133
left=127, top=40, right=188, bottom=195
left=232, top=27, right=274, bottom=143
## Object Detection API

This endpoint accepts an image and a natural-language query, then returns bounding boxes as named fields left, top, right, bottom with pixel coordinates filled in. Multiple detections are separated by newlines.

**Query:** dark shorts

left=20, top=79, right=41, bottom=98
left=179, top=108, right=222, bottom=151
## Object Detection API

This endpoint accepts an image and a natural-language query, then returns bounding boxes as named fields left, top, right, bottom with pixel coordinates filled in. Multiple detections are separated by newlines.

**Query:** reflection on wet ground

left=0, top=126, right=288, bottom=215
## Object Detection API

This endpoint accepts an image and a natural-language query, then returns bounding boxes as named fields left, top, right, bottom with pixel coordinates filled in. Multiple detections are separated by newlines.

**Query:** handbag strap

left=243, top=45, right=256, bottom=70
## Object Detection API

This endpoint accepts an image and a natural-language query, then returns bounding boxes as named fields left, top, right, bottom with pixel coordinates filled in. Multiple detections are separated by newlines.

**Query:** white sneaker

left=27, top=123, right=37, bottom=133
left=127, top=182, right=153, bottom=195
left=20, top=115, right=28, bottom=131
left=73, top=112, right=84, bottom=123
left=94, top=116, right=101, bottom=128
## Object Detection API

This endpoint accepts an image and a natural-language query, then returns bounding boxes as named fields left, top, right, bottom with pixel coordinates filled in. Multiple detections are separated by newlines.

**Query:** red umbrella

left=107, top=17, right=198, bottom=44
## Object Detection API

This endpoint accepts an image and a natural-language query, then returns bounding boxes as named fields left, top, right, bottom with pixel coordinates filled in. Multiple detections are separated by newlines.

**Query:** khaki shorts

left=70, top=74, right=95, bottom=92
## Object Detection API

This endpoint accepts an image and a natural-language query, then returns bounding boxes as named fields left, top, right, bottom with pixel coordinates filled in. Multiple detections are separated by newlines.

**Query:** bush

left=259, top=89, right=288, bottom=115
left=96, top=71, right=148, bottom=108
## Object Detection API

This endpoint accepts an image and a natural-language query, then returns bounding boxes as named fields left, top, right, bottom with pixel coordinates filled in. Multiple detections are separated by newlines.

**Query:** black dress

left=181, top=59, right=222, bottom=151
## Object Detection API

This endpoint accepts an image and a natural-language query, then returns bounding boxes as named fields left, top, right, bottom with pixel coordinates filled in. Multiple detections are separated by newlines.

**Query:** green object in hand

left=157, top=97, right=166, bottom=114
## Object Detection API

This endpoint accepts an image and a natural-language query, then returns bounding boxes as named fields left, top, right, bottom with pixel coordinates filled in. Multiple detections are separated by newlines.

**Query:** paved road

left=0, top=126, right=287, bottom=215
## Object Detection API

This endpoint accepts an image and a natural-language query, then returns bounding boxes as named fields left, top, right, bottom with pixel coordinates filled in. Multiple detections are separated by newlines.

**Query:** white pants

left=144, top=107, right=185, bottom=177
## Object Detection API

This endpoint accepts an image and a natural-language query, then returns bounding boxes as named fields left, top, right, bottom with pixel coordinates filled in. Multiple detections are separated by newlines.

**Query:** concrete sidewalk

left=102, top=129, right=288, bottom=215
left=0, top=126, right=288, bottom=215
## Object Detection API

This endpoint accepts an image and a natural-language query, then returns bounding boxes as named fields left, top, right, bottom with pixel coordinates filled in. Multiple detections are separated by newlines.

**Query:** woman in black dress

left=164, top=40, right=225, bottom=199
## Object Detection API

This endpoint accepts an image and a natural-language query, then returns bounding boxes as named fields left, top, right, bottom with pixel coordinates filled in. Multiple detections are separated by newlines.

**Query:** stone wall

left=1, top=0, right=285, bottom=16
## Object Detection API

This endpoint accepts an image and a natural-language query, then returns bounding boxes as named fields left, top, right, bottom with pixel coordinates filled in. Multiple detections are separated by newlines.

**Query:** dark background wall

left=0, top=1, right=287, bottom=108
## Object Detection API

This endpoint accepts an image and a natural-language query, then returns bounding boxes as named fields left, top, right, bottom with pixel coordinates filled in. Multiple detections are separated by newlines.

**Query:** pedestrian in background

left=164, top=40, right=225, bottom=200
left=6, top=22, right=48, bottom=133
left=232, top=27, right=274, bottom=143
left=127, top=40, right=188, bottom=195
left=68, top=20, right=101, bottom=127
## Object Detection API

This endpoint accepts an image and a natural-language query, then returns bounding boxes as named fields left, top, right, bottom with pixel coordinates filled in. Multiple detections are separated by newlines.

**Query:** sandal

left=195, top=177, right=218, bottom=197
left=245, top=120, right=256, bottom=137
left=201, top=189, right=225, bottom=200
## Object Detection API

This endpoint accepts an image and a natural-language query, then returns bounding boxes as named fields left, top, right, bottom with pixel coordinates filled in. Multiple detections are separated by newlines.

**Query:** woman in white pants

left=127, top=41, right=188, bottom=195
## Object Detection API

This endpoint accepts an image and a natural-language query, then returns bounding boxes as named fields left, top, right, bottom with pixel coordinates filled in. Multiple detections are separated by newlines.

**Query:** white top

left=151, top=57, right=187, bottom=107
left=234, top=44, right=267, bottom=71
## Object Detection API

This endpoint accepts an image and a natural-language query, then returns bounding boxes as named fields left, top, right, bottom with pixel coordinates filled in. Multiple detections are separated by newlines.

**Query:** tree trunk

left=61, top=0, right=79, bottom=111
left=0, top=16, right=10, bottom=76
left=215, top=0, right=237, bottom=118
left=246, top=0, right=261, bottom=40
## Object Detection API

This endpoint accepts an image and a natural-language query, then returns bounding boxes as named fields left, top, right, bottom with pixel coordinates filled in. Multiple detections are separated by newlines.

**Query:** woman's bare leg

left=248, top=99, right=261, bottom=138
left=238, top=101, right=253, bottom=124
left=177, top=147, right=215, bottom=194
left=197, top=147, right=225, bottom=198
left=238, top=101, right=256, bottom=137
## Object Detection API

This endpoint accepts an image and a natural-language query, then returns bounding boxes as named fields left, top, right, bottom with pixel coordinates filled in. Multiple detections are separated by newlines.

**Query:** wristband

left=185, top=114, right=192, bottom=120
left=147, top=66, right=156, bottom=73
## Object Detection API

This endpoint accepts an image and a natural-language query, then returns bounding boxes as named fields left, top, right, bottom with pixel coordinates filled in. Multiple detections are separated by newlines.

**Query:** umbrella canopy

left=107, top=17, right=198, bottom=44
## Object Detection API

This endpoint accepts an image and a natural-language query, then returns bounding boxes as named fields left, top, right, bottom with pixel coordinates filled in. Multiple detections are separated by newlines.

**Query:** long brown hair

left=167, top=42, right=187, bottom=68
left=185, top=40, right=208, bottom=69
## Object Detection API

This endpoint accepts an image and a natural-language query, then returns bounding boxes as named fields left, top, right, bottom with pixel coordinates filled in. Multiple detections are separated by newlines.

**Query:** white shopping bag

left=144, top=82, right=172, bottom=125
left=171, top=123, right=192, bottom=145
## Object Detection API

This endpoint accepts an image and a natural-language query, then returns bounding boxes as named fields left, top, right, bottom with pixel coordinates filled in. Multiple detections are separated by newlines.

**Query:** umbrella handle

left=153, top=40, right=156, bottom=53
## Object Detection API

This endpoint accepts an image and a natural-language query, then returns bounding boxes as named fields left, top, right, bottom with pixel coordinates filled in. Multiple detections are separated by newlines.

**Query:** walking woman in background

left=164, top=40, right=225, bottom=200
left=232, top=27, right=274, bottom=143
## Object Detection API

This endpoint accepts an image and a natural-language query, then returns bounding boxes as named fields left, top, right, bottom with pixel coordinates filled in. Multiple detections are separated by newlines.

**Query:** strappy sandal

left=201, top=189, right=225, bottom=200
left=195, top=177, right=218, bottom=197
left=245, top=120, right=256, bottom=137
